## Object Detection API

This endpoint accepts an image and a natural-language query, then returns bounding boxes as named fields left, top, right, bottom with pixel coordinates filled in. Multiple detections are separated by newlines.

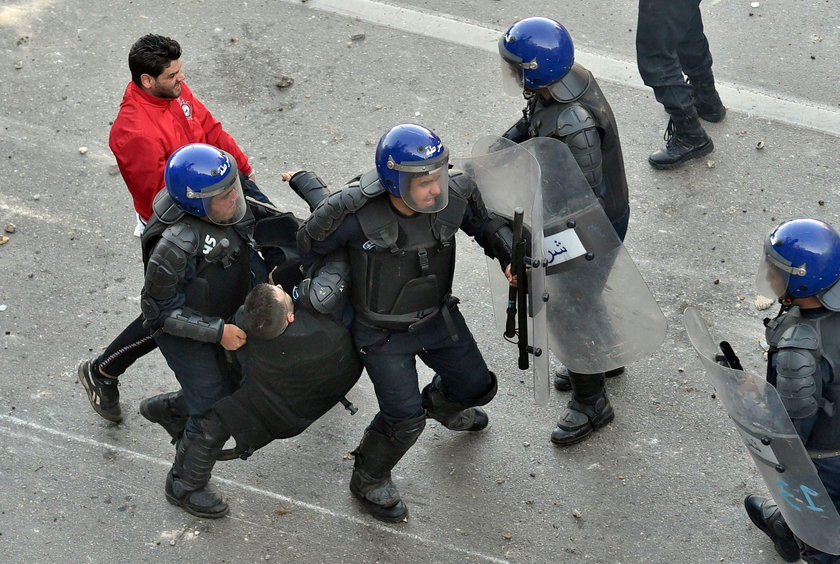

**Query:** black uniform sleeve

left=502, top=115, right=531, bottom=143
left=140, top=225, right=226, bottom=342
left=457, top=180, right=513, bottom=270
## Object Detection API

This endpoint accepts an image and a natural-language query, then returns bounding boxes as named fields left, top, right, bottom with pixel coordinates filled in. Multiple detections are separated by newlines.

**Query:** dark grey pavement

left=1, top=1, right=838, bottom=562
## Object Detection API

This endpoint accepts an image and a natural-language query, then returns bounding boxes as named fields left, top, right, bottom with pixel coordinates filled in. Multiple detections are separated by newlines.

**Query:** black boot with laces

left=648, top=113, right=713, bottom=170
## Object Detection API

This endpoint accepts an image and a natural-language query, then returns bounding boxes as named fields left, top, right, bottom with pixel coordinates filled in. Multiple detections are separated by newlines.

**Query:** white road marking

left=286, top=0, right=840, bottom=138
left=0, top=413, right=511, bottom=564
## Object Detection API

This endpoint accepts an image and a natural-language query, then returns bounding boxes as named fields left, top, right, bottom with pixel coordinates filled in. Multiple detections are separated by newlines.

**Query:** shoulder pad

left=775, top=347, right=817, bottom=378
left=818, top=281, right=840, bottom=311
left=152, top=190, right=185, bottom=225
left=161, top=222, right=200, bottom=256
left=359, top=169, right=386, bottom=197
left=302, top=181, right=370, bottom=243
left=777, top=323, right=819, bottom=350
left=556, top=104, right=598, bottom=137
left=547, top=63, right=592, bottom=103
left=447, top=170, right=476, bottom=199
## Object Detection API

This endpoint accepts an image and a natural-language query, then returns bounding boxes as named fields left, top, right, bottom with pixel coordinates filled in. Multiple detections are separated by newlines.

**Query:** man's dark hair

left=243, top=284, right=292, bottom=340
left=128, top=34, right=182, bottom=86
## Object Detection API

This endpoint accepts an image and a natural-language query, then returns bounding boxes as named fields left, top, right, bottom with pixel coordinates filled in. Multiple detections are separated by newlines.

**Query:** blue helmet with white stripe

left=374, top=124, right=449, bottom=213
left=164, top=143, right=246, bottom=225
left=757, top=218, right=840, bottom=302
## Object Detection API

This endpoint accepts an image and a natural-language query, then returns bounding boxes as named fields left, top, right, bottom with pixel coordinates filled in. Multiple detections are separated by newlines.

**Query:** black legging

left=96, top=315, right=156, bottom=377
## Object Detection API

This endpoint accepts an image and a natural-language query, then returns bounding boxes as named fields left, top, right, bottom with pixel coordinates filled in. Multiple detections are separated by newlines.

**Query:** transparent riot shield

left=683, top=306, right=840, bottom=554
left=458, top=137, right=540, bottom=332
left=522, top=137, right=666, bottom=374
left=455, top=138, right=549, bottom=404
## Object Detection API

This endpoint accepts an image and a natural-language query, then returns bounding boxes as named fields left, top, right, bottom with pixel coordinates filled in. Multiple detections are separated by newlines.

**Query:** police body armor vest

left=212, top=307, right=363, bottom=454
left=142, top=192, right=255, bottom=320
left=526, top=63, right=629, bottom=224
left=766, top=307, right=840, bottom=451
left=347, top=175, right=466, bottom=331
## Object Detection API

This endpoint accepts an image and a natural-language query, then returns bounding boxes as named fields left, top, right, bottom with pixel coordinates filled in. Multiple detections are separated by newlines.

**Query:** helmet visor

left=397, top=157, right=449, bottom=214
left=755, top=253, right=797, bottom=300
left=500, top=60, right=524, bottom=97
left=203, top=174, right=246, bottom=225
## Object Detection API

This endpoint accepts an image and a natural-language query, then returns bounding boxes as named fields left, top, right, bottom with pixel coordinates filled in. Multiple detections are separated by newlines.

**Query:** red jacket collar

left=126, top=80, right=189, bottom=106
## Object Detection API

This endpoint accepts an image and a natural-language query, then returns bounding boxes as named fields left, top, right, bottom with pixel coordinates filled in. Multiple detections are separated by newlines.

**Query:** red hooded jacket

left=109, top=81, right=253, bottom=221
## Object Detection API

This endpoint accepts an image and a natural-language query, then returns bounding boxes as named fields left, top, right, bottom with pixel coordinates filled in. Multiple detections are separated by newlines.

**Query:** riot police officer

left=297, top=123, right=513, bottom=522
left=747, top=218, right=840, bottom=563
left=498, top=17, right=628, bottom=445
left=140, top=143, right=261, bottom=518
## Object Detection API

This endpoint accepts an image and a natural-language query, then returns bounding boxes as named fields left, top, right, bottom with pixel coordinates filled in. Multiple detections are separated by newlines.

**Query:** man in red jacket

left=110, top=34, right=256, bottom=224
left=79, top=34, right=269, bottom=423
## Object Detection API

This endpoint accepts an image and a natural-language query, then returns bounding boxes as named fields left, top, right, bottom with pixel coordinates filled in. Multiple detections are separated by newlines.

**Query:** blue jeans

left=155, top=333, right=237, bottom=434
left=353, top=305, right=493, bottom=430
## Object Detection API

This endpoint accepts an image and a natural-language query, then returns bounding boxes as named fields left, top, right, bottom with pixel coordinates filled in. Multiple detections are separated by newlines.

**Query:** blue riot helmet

left=374, top=124, right=449, bottom=214
left=756, top=218, right=840, bottom=303
left=498, top=17, right=575, bottom=97
left=164, top=143, right=246, bottom=226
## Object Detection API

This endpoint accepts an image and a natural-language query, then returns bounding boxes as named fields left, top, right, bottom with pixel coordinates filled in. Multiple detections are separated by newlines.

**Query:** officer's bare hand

left=281, top=171, right=302, bottom=183
left=505, top=264, right=518, bottom=287
left=220, top=323, right=247, bottom=350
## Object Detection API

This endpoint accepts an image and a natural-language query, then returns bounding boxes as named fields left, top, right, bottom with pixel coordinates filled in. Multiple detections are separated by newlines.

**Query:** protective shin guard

left=421, top=372, right=497, bottom=431
left=350, top=415, right=426, bottom=522
left=551, top=372, right=614, bottom=446
left=744, top=495, right=801, bottom=562
left=140, top=390, right=188, bottom=444
left=166, top=431, right=229, bottom=519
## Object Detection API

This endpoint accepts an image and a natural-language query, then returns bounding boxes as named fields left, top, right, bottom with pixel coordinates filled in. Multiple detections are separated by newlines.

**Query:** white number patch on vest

left=203, top=234, right=217, bottom=255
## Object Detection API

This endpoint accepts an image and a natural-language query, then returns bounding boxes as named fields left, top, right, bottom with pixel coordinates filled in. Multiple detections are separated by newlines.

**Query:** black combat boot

left=648, top=113, right=713, bottom=170
left=166, top=430, right=229, bottom=519
left=554, top=365, right=624, bottom=392
left=688, top=75, right=726, bottom=123
left=551, top=372, right=614, bottom=446
left=421, top=372, right=497, bottom=431
left=744, top=495, right=801, bottom=562
left=140, top=390, right=188, bottom=444
left=350, top=415, right=426, bottom=523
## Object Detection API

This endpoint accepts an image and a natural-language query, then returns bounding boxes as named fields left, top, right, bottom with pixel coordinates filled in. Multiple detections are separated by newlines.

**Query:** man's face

left=146, top=59, right=185, bottom=99
left=208, top=185, right=241, bottom=223
left=408, top=169, right=443, bottom=211
left=766, top=265, right=789, bottom=298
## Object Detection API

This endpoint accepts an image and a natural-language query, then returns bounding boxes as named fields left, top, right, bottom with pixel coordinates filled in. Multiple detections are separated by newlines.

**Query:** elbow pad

left=289, top=171, right=330, bottom=211
left=564, top=127, right=604, bottom=190
left=162, top=307, right=225, bottom=343
left=298, top=250, right=350, bottom=314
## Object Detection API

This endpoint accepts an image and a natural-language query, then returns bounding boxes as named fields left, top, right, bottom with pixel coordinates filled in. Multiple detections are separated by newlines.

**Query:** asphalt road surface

left=1, top=1, right=838, bottom=562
